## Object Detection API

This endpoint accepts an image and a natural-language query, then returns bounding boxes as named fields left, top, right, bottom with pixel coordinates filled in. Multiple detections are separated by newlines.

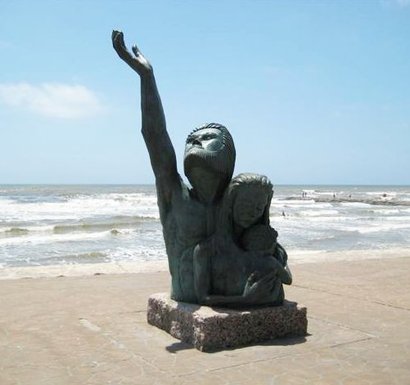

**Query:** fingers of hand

left=257, top=273, right=276, bottom=290
left=132, top=45, right=140, bottom=57
left=117, top=31, right=125, bottom=47
left=112, top=30, right=121, bottom=41
left=260, top=272, right=274, bottom=283
left=112, top=31, right=126, bottom=52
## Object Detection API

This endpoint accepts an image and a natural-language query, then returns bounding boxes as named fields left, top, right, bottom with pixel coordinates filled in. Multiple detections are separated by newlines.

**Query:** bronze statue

left=112, top=30, right=291, bottom=306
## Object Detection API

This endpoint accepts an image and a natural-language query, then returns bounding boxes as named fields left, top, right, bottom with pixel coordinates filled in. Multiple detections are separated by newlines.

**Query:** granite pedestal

left=147, top=293, right=307, bottom=352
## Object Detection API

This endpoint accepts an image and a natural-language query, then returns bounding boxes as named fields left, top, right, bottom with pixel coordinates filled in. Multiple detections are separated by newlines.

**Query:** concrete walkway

left=1, top=255, right=410, bottom=384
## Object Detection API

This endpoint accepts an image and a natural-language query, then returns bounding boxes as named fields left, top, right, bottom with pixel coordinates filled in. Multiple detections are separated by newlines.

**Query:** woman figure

left=193, top=173, right=292, bottom=306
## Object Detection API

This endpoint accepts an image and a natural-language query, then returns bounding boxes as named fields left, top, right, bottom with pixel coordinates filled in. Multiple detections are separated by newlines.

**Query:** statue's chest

left=174, top=201, right=208, bottom=244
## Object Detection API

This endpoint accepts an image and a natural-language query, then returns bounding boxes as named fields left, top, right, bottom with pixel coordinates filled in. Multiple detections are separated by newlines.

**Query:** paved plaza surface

left=1, top=254, right=410, bottom=385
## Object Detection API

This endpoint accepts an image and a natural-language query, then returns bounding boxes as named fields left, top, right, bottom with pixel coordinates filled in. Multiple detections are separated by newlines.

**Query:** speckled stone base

left=147, top=293, right=308, bottom=352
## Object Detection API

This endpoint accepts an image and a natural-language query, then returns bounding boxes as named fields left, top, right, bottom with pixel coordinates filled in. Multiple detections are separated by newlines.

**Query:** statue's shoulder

left=180, top=180, right=191, bottom=198
left=157, top=177, right=192, bottom=217
left=170, top=177, right=197, bottom=204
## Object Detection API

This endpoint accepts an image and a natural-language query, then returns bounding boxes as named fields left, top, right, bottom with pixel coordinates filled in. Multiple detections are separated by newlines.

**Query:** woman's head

left=228, top=173, right=273, bottom=229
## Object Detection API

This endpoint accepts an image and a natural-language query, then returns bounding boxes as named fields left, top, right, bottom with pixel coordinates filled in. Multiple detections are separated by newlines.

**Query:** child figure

left=241, top=224, right=278, bottom=254
left=240, top=223, right=292, bottom=305
left=240, top=223, right=290, bottom=281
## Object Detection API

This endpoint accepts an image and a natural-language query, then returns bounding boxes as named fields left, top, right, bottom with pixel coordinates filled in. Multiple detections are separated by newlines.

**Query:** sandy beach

left=1, top=249, right=410, bottom=385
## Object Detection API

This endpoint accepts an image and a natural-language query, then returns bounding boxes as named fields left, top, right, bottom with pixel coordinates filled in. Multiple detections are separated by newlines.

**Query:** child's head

left=241, top=224, right=278, bottom=252
left=229, top=173, right=273, bottom=229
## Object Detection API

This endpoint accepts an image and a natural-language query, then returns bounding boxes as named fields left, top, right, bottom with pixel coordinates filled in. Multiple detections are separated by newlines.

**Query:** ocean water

left=0, top=184, right=409, bottom=268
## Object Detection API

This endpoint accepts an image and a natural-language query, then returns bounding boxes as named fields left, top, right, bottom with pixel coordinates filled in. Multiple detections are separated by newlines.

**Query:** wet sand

left=1, top=250, right=410, bottom=384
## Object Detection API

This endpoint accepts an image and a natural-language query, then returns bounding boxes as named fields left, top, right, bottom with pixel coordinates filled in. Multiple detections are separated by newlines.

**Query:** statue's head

left=184, top=123, right=236, bottom=191
left=241, top=224, right=278, bottom=252
left=227, top=173, right=273, bottom=229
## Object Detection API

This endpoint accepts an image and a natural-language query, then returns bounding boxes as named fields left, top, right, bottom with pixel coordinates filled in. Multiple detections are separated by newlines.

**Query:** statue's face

left=233, top=188, right=268, bottom=228
left=185, top=128, right=224, bottom=154
left=184, top=127, right=234, bottom=198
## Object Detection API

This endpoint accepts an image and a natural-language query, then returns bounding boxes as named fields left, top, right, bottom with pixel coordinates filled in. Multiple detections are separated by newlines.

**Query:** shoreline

left=1, top=247, right=409, bottom=280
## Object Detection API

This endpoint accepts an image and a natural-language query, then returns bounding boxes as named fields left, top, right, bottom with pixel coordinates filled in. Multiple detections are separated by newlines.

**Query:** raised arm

left=112, top=31, right=179, bottom=207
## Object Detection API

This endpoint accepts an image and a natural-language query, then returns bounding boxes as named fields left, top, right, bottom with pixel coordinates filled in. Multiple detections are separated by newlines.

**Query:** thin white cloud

left=395, top=0, right=410, bottom=6
left=0, top=82, right=103, bottom=119
left=381, top=0, right=410, bottom=7
left=0, top=40, right=12, bottom=49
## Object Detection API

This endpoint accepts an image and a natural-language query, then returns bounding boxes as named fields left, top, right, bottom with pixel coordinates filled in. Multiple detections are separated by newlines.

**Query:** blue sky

left=0, top=0, right=409, bottom=185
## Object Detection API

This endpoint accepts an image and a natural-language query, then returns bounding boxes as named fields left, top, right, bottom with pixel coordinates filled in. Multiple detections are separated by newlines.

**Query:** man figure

left=112, top=31, right=236, bottom=302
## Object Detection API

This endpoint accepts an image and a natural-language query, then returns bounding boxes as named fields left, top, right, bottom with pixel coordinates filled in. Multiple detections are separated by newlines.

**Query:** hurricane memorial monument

left=112, top=30, right=307, bottom=351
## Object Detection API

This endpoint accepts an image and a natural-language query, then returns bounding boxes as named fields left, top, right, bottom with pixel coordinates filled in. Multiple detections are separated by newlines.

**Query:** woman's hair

left=218, top=173, right=273, bottom=237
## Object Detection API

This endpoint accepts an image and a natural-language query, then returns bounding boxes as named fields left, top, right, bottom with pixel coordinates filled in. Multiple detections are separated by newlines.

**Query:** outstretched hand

left=112, top=30, right=152, bottom=76
left=243, top=271, right=276, bottom=303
